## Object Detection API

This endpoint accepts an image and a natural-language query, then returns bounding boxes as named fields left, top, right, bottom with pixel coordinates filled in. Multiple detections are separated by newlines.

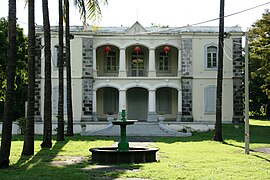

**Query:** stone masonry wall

left=34, top=36, right=42, bottom=121
left=181, top=38, right=193, bottom=122
left=81, top=38, right=93, bottom=121
left=232, top=38, right=244, bottom=122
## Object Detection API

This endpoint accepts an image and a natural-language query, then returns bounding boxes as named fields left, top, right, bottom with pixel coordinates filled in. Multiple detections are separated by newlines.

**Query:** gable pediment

left=126, top=21, right=147, bottom=35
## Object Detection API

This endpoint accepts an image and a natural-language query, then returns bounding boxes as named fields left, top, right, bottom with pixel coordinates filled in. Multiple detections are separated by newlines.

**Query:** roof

left=36, top=21, right=242, bottom=35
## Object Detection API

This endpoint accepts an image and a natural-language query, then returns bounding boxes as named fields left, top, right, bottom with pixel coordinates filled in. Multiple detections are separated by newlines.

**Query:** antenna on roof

left=136, top=9, right=139, bottom=22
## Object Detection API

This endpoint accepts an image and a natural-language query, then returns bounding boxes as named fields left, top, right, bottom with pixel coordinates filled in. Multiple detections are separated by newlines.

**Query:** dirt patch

left=49, top=155, right=88, bottom=166
left=254, top=147, right=270, bottom=154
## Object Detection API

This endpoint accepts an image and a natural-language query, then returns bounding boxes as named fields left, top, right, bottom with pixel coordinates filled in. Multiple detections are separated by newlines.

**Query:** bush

left=16, top=117, right=26, bottom=134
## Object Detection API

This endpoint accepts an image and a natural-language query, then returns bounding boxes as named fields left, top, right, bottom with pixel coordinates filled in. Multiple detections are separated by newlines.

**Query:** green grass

left=0, top=119, right=270, bottom=180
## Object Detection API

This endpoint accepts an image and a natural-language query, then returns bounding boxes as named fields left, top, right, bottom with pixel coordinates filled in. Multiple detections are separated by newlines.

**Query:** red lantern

left=134, top=46, right=141, bottom=53
left=163, top=46, right=170, bottom=53
left=105, top=46, right=111, bottom=54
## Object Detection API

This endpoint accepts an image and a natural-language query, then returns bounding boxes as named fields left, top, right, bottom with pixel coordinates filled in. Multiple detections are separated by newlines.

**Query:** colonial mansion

left=34, top=22, right=244, bottom=128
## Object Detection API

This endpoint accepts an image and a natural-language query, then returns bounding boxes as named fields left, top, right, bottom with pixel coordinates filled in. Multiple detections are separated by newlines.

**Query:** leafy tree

left=0, top=0, right=17, bottom=168
left=73, top=0, right=108, bottom=28
left=249, top=10, right=270, bottom=117
left=0, top=18, right=28, bottom=120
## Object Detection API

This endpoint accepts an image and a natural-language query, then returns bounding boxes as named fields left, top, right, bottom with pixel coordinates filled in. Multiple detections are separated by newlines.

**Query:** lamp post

left=244, top=31, right=250, bottom=154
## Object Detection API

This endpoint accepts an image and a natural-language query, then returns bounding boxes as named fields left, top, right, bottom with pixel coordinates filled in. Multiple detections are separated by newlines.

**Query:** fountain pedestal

left=89, top=109, right=158, bottom=164
left=111, top=120, right=137, bottom=151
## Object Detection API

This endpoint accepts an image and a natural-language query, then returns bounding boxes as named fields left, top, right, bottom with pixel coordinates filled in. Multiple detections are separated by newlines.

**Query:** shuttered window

left=204, top=85, right=216, bottom=114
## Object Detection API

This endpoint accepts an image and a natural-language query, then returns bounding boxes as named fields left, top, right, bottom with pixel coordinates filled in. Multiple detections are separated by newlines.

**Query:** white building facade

left=34, top=22, right=244, bottom=124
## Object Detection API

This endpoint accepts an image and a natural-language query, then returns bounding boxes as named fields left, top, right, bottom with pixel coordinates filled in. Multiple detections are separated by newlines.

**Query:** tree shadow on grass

left=14, top=138, right=69, bottom=168
left=6, top=136, right=143, bottom=180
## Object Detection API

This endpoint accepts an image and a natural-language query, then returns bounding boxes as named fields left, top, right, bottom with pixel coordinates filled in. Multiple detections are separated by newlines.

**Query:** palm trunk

left=57, top=0, right=65, bottom=141
left=0, top=0, right=16, bottom=168
left=22, top=0, right=35, bottom=155
left=213, top=0, right=225, bottom=142
left=41, top=0, right=52, bottom=148
left=65, top=0, right=74, bottom=136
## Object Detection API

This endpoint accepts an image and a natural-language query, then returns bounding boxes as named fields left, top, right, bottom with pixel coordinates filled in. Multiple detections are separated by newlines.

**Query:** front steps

left=81, top=122, right=192, bottom=137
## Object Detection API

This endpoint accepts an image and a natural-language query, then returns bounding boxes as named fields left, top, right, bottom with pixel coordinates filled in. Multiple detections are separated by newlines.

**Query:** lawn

left=0, top=119, right=270, bottom=180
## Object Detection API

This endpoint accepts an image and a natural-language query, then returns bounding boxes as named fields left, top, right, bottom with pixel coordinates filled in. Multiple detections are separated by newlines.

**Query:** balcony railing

left=96, top=66, right=178, bottom=77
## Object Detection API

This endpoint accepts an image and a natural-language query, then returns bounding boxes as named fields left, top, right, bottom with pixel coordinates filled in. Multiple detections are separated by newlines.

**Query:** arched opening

left=96, top=45, right=120, bottom=77
left=126, top=45, right=149, bottom=77
left=127, top=87, right=148, bottom=121
left=156, top=87, right=178, bottom=120
left=155, top=45, right=178, bottom=77
left=97, top=87, right=119, bottom=120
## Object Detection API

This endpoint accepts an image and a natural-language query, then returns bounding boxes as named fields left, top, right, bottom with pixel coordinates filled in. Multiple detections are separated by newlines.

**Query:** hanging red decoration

left=105, top=46, right=111, bottom=54
left=163, top=46, right=170, bottom=53
left=134, top=46, right=141, bottom=53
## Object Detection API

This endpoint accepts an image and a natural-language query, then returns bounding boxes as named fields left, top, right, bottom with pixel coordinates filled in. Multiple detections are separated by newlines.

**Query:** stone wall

left=34, top=36, right=42, bottom=121
left=232, top=38, right=244, bottom=122
left=181, top=38, right=193, bottom=122
left=81, top=38, right=94, bottom=121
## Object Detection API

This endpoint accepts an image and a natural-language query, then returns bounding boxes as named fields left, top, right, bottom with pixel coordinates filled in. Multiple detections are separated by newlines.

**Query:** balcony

left=96, top=66, right=178, bottom=77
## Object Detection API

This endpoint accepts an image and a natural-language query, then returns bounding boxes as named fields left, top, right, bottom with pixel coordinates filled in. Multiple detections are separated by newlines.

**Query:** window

left=204, top=85, right=216, bottom=114
left=106, top=51, right=117, bottom=71
left=53, top=86, right=67, bottom=115
left=53, top=45, right=66, bottom=68
left=157, top=88, right=172, bottom=114
left=206, top=46, right=217, bottom=69
left=104, top=88, right=118, bottom=114
left=131, top=51, right=144, bottom=76
left=159, top=51, right=169, bottom=71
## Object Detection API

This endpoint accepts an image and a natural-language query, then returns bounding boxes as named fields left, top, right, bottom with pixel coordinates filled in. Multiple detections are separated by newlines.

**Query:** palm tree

left=41, top=0, right=52, bottom=148
left=213, top=0, right=224, bottom=142
left=73, top=0, right=108, bottom=28
left=57, top=0, right=65, bottom=141
left=22, top=0, right=35, bottom=156
left=65, top=0, right=74, bottom=136
left=0, top=0, right=16, bottom=168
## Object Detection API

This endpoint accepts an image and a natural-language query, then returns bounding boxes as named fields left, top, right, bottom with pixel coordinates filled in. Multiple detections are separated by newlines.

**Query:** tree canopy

left=0, top=17, right=28, bottom=119
left=249, top=9, right=270, bottom=116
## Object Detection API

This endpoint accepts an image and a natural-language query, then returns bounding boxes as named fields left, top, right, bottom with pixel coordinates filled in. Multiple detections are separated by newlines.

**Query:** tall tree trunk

left=0, top=0, right=16, bottom=168
left=41, top=0, right=52, bottom=148
left=22, top=0, right=35, bottom=155
left=65, top=0, right=74, bottom=136
left=213, top=0, right=225, bottom=142
left=57, top=0, right=65, bottom=141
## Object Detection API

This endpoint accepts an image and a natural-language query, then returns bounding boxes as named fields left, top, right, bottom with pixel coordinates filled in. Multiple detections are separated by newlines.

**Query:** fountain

left=89, top=109, right=158, bottom=163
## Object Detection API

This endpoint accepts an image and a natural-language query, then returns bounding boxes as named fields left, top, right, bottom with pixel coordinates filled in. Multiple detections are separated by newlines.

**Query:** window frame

left=53, top=45, right=66, bottom=68
left=204, top=85, right=216, bottom=114
left=157, top=48, right=171, bottom=72
left=205, top=44, right=218, bottom=70
left=156, top=88, right=172, bottom=114
left=104, top=49, right=118, bottom=72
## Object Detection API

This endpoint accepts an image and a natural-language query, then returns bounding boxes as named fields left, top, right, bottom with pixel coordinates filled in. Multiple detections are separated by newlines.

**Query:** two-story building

left=34, top=22, right=244, bottom=134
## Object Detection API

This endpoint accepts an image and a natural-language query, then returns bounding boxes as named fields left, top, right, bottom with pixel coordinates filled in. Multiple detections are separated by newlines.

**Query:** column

left=118, top=90, right=126, bottom=119
left=92, top=90, right=98, bottom=121
left=178, top=48, right=182, bottom=77
left=118, top=48, right=126, bottom=77
left=147, top=90, right=157, bottom=121
left=148, top=48, right=156, bottom=77
left=93, top=48, right=97, bottom=77
left=176, top=88, right=182, bottom=121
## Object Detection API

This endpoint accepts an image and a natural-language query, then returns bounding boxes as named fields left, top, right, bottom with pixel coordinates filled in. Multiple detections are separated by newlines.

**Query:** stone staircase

left=81, top=122, right=191, bottom=137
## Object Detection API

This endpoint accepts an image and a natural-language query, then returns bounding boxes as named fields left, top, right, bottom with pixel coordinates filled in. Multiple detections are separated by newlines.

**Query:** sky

left=0, top=0, right=269, bottom=34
